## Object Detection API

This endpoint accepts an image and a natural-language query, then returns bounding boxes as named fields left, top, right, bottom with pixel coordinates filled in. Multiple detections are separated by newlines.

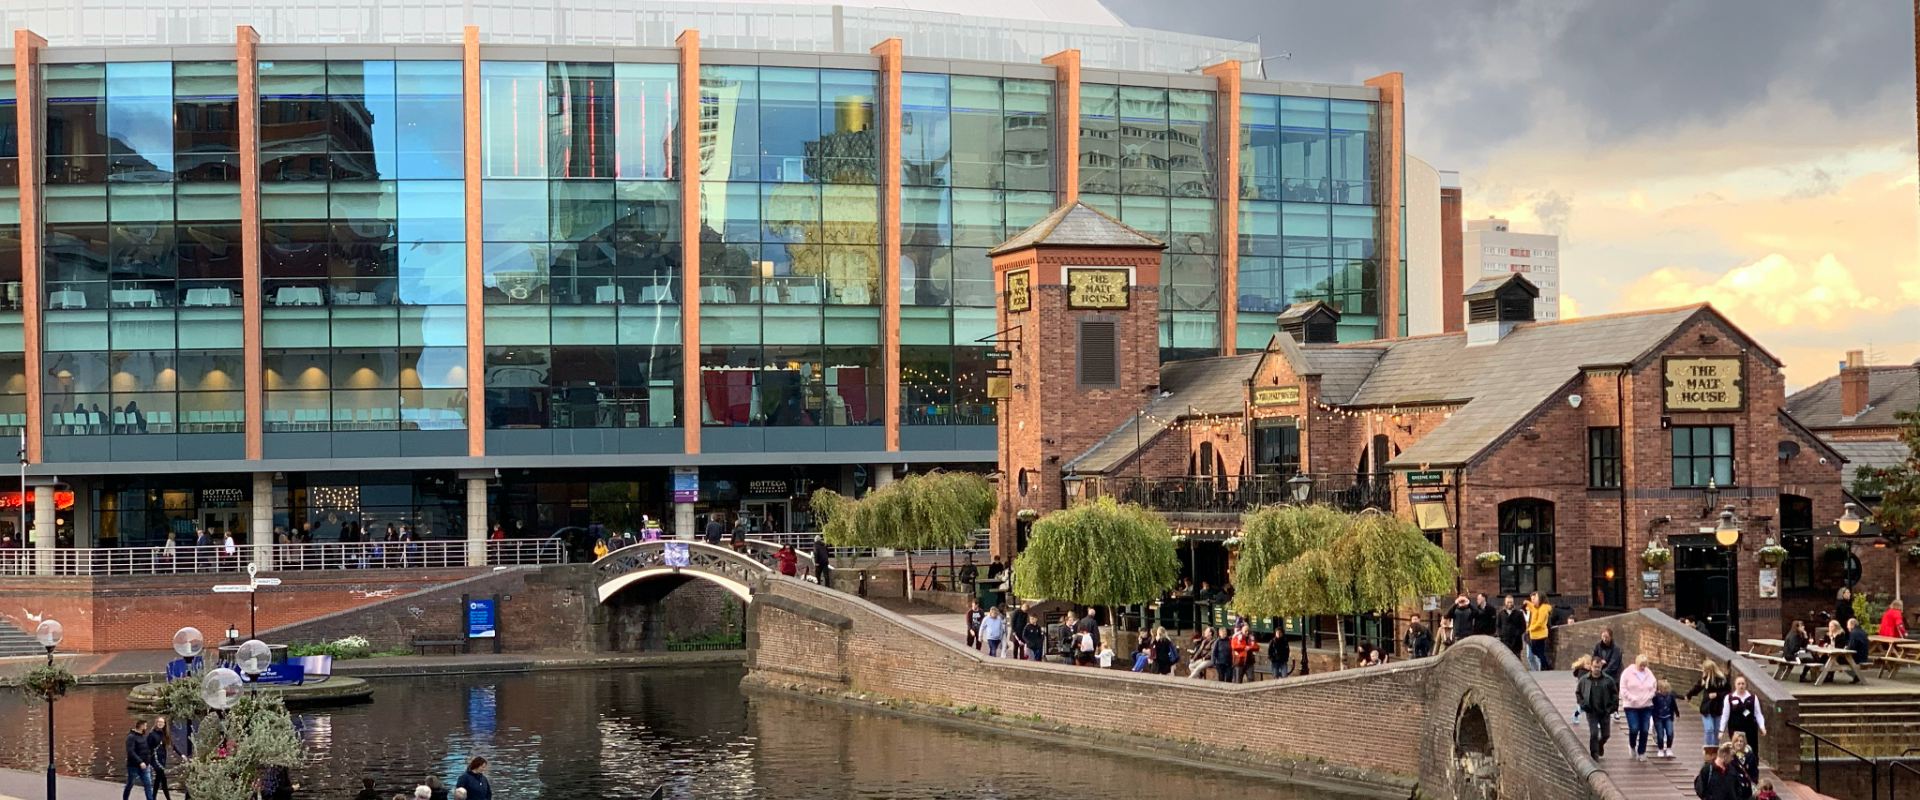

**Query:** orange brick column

left=676, top=30, right=702, bottom=453
left=1041, top=50, right=1080, bottom=205
left=462, top=26, right=485, bottom=455
left=1364, top=71, right=1404, bottom=339
left=15, top=31, right=44, bottom=463
left=872, top=38, right=902, bottom=451
left=1202, top=59, right=1241, bottom=355
left=237, top=25, right=263, bottom=460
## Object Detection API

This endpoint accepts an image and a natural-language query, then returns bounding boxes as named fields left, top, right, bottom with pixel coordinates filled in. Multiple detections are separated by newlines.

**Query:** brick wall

left=1551, top=608, right=1801, bottom=779
left=260, top=565, right=602, bottom=653
left=0, top=567, right=493, bottom=652
left=748, top=576, right=1626, bottom=800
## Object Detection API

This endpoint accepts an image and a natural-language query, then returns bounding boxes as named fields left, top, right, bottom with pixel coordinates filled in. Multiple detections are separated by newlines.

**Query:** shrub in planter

left=1641, top=545, right=1672, bottom=569
left=1756, top=545, right=1789, bottom=567
left=1474, top=552, right=1504, bottom=570
left=20, top=663, right=76, bottom=703
left=1823, top=541, right=1852, bottom=562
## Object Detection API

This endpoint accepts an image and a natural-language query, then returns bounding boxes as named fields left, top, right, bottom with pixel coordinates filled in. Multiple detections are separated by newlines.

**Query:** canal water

left=0, top=668, right=1371, bottom=799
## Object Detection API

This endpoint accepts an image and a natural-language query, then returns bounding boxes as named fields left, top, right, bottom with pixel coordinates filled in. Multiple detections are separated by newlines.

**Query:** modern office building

left=1464, top=217, right=1558, bottom=321
left=0, top=0, right=1408, bottom=550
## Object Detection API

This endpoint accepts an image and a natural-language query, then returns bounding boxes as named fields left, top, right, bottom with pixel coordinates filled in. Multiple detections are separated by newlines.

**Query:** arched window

left=1498, top=498, right=1556, bottom=595
left=1198, top=442, right=1215, bottom=476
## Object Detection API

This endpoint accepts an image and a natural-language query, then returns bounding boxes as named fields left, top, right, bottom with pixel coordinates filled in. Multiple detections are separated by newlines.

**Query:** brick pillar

left=251, top=471, right=273, bottom=571
left=32, top=484, right=54, bottom=576
left=675, top=500, right=695, bottom=540
left=466, top=477, right=488, bottom=566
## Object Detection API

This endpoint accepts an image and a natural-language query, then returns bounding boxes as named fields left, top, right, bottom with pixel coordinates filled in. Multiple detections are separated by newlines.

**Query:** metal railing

left=1789, top=720, right=1878, bottom=800
left=0, top=540, right=566, bottom=577
left=1891, top=760, right=1919, bottom=800
left=1079, top=472, right=1396, bottom=514
left=743, top=530, right=991, bottom=562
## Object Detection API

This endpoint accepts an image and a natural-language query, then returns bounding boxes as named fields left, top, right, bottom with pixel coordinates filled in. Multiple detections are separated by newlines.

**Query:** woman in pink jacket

left=1619, top=653, right=1659, bottom=762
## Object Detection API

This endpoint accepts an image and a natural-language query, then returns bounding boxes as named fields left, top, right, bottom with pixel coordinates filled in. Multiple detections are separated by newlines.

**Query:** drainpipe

left=1453, top=466, right=1464, bottom=594
left=1618, top=369, right=1630, bottom=607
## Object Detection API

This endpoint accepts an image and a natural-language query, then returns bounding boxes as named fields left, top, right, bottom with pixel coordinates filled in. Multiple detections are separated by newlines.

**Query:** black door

left=1672, top=534, right=1738, bottom=646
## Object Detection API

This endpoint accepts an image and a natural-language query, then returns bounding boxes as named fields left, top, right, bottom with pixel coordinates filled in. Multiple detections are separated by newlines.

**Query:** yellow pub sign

left=1004, top=269, right=1031, bottom=313
left=1252, top=385, right=1301, bottom=406
left=1065, top=267, right=1131, bottom=310
left=1662, top=356, right=1744, bottom=412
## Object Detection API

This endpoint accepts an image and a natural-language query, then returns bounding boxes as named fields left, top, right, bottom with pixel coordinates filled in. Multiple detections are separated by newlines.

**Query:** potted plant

left=1474, top=551, right=1504, bottom=570
left=1756, top=545, right=1789, bottom=567
left=1015, top=508, right=1039, bottom=523
left=1823, top=541, right=1852, bottom=562
left=1907, top=544, right=1920, bottom=564
left=1640, top=544, right=1672, bottom=569
left=21, top=661, right=77, bottom=703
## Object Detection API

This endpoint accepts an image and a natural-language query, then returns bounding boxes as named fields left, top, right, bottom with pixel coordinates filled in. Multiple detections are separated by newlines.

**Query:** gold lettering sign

left=1663, top=356, right=1744, bottom=412
left=1004, top=269, right=1030, bottom=313
left=986, top=375, right=1013, bottom=399
left=1252, top=385, right=1301, bottom=406
left=1065, top=267, right=1131, bottom=310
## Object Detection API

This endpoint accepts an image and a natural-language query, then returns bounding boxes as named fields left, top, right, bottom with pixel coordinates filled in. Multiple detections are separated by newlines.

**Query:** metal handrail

left=1890, top=760, right=1919, bottom=800
left=0, top=540, right=566, bottom=577
left=1079, top=472, right=1396, bottom=514
left=1788, top=719, right=1878, bottom=800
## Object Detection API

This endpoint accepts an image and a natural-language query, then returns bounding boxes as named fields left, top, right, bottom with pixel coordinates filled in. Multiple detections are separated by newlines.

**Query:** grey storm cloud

left=1105, top=0, right=1914, bottom=170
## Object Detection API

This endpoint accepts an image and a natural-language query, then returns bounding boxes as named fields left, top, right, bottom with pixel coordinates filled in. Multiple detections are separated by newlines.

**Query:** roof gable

left=987, top=201, right=1166, bottom=255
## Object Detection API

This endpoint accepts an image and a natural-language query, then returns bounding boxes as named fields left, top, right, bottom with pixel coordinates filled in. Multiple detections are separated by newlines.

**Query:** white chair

left=594, top=284, right=624, bottom=304
left=294, top=286, right=324, bottom=306
left=838, top=284, right=870, bottom=305
left=272, top=287, right=301, bottom=307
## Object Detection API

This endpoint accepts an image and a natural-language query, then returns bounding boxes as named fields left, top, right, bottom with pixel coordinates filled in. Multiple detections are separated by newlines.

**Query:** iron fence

left=1079, top=472, right=1395, bottom=514
left=0, top=539, right=567, bottom=577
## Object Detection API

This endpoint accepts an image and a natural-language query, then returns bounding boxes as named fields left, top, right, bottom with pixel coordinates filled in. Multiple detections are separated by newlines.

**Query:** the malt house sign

left=1662, top=356, right=1744, bottom=412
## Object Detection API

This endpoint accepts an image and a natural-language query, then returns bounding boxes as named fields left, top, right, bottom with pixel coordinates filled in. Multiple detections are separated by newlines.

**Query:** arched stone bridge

left=593, top=539, right=815, bottom=604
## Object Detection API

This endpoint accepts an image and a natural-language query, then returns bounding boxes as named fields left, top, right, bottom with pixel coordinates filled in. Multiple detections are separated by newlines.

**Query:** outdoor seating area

left=1742, top=635, right=1920, bottom=687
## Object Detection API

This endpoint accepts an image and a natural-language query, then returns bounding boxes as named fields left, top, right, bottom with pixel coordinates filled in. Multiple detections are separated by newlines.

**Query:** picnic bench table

left=1869, top=635, right=1910, bottom=659
left=1742, top=639, right=1796, bottom=681
left=1808, top=645, right=1865, bottom=686
left=1876, top=640, right=1920, bottom=679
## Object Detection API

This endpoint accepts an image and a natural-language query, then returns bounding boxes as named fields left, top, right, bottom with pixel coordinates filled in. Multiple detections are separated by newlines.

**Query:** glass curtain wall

left=1079, top=84, right=1218, bottom=362
left=696, top=65, right=880, bottom=428
left=898, top=73, right=1052, bottom=426
left=42, top=62, right=244, bottom=438
left=0, top=68, right=23, bottom=436
left=480, top=61, right=682, bottom=431
left=259, top=60, right=467, bottom=432
left=1236, top=94, right=1379, bottom=348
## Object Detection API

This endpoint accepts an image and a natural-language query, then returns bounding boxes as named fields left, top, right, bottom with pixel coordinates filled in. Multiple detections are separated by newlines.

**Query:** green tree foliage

left=1011, top=497, right=1181, bottom=606
left=1864, top=408, right=1920, bottom=594
left=180, top=692, right=306, bottom=800
left=1234, top=508, right=1456, bottom=668
left=813, top=471, right=994, bottom=551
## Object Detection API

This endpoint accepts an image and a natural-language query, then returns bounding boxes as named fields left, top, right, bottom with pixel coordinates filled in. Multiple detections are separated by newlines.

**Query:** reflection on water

left=0, top=668, right=1368, bottom=800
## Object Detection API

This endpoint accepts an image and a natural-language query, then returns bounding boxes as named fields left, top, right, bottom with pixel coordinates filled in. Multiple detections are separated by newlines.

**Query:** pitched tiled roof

left=1829, top=440, right=1908, bottom=477
left=987, top=201, right=1166, bottom=255
left=1065, top=353, right=1260, bottom=474
left=1784, top=364, right=1920, bottom=429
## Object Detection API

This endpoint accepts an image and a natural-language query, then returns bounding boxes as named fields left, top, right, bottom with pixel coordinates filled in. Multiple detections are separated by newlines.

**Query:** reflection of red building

left=0, top=490, right=74, bottom=509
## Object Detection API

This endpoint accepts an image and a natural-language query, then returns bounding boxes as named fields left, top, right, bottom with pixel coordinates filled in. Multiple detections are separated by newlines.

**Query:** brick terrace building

left=1012, top=261, right=1850, bottom=649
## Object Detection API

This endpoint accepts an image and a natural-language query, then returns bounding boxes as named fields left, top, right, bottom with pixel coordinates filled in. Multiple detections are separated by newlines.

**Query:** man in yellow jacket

left=1525, top=591, right=1553, bottom=671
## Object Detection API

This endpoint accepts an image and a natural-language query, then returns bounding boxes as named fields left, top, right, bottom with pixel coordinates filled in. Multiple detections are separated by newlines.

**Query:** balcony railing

left=0, top=539, right=566, bottom=577
left=1078, top=472, right=1395, bottom=515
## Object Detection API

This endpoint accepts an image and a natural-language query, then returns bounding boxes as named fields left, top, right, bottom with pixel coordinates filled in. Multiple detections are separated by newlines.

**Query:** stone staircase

left=0, top=619, right=47, bottom=657
left=1795, top=692, right=1920, bottom=758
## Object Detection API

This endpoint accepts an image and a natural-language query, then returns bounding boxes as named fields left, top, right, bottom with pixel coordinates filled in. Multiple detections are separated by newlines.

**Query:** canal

left=0, top=668, right=1372, bottom=799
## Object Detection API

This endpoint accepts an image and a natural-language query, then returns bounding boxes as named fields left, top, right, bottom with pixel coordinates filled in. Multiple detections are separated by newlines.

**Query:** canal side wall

left=745, top=576, right=1626, bottom=800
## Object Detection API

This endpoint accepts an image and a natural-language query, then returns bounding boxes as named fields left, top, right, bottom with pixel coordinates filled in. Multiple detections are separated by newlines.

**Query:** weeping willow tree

left=1012, top=497, right=1181, bottom=608
left=810, top=470, right=994, bottom=600
left=179, top=692, right=306, bottom=800
left=1235, top=508, right=1454, bottom=669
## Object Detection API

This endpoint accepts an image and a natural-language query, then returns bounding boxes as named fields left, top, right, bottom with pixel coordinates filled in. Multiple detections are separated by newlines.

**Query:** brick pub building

left=991, top=210, right=1849, bottom=650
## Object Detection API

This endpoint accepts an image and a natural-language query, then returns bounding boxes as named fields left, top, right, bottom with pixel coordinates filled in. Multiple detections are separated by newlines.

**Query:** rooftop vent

left=1463, top=274, right=1539, bottom=346
left=1277, top=301, right=1342, bottom=345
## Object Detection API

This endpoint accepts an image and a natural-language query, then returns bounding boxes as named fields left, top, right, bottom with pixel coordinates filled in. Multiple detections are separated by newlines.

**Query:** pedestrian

left=356, top=778, right=382, bottom=800
left=1620, top=654, right=1657, bottom=761
left=427, top=776, right=448, bottom=800
left=1447, top=596, right=1474, bottom=648
left=811, top=537, right=832, bottom=586
left=1473, top=593, right=1497, bottom=637
left=1844, top=618, right=1872, bottom=671
left=454, top=757, right=492, bottom=800
left=1496, top=595, right=1526, bottom=657
left=1730, top=732, right=1759, bottom=786
left=1073, top=622, right=1098, bottom=667
left=1020, top=613, right=1046, bottom=662
left=1525, top=591, right=1553, bottom=670
left=1652, top=679, right=1679, bottom=759
left=1694, top=743, right=1745, bottom=800
left=147, top=715, right=174, bottom=800
left=1686, top=659, right=1731, bottom=747
left=1574, top=655, right=1617, bottom=759
left=1154, top=626, right=1180, bottom=675
left=123, top=718, right=155, bottom=800
left=414, top=787, right=432, bottom=800
left=730, top=517, right=748, bottom=552
left=775, top=543, right=797, bottom=577
left=1403, top=617, right=1433, bottom=659
left=978, top=606, right=1006, bottom=657
left=1834, top=587, right=1855, bottom=628
left=965, top=602, right=983, bottom=649
left=1187, top=628, right=1215, bottom=679
left=1095, top=641, right=1115, bottom=669
left=1007, top=604, right=1030, bottom=660
left=1591, top=627, right=1624, bottom=684
left=1755, top=778, right=1778, bottom=800
left=703, top=514, right=724, bottom=545
left=260, top=764, right=294, bottom=800
left=956, top=554, right=977, bottom=590
left=593, top=537, right=609, bottom=560
left=1210, top=626, right=1235, bottom=681
left=1720, top=674, right=1765, bottom=771
left=1230, top=622, right=1258, bottom=681
left=1267, top=631, right=1290, bottom=678
left=1072, top=607, right=1102, bottom=652
left=193, top=528, right=211, bottom=573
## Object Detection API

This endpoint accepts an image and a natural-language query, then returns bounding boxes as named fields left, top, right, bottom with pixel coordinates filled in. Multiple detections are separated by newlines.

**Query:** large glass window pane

left=1329, top=100, right=1375, bottom=205
left=1168, top=89, right=1214, bottom=198
left=1117, top=86, right=1168, bottom=197
left=949, top=76, right=1002, bottom=190
left=482, top=180, right=549, bottom=241
left=1240, top=94, right=1280, bottom=200
left=173, top=62, right=239, bottom=182
left=47, top=64, right=108, bottom=184
left=1279, top=96, right=1330, bottom=201
left=817, top=70, right=877, bottom=184
left=900, top=73, right=949, bottom=187
left=1002, top=78, right=1053, bottom=192
left=759, top=68, right=819, bottom=183
left=395, top=62, right=463, bottom=179
left=396, top=181, right=463, bottom=244
left=613, top=63, right=677, bottom=180
left=698, top=66, right=758, bottom=182
left=480, top=62, right=547, bottom=179
left=549, top=62, right=615, bottom=179
left=106, top=63, right=175, bottom=182
left=1078, top=83, right=1118, bottom=195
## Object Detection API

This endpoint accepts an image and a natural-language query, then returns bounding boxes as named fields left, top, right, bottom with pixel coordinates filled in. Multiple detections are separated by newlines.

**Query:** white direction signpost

left=212, top=564, right=278, bottom=640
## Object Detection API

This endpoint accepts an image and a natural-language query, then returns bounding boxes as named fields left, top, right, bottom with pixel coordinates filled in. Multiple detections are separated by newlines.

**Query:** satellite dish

left=235, top=639, right=272, bottom=677
left=201, top=668, right=244, bottom=710
left=1778, top=440, right=1801, bottom=460
left=172, top=627, right=204, bottom=658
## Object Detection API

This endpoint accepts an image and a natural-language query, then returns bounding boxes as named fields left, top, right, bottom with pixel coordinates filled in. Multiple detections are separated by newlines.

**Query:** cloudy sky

left=1108, top=0, right=1919, bottom=388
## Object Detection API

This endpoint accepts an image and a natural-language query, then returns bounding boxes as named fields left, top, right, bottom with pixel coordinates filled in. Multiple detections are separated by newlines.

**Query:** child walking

left=1651, top=679, right=1678, bottom=758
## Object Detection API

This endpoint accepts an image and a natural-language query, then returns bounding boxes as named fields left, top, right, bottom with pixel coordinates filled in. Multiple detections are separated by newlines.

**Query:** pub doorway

left=1672, top=534, right=1738, bottom=646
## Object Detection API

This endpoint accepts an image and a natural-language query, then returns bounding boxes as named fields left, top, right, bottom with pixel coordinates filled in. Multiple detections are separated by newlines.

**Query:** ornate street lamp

left=1714, top=506, right=1741, bottom=547
left=200, top=667, right=243, bottom=713
left=1287, top=474, right=1315, bottom=505
left=235, top=639, right=272, bottom=691
left=1837, top=503, right=1864, bottom=536
left=1714, top=506, right=1740, bottom=646
left=35, top=619, right=63, bottom=800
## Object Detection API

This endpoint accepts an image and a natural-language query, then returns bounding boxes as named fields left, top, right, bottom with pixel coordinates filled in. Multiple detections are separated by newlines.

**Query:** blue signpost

left=467, top=599, right=496, bottom=639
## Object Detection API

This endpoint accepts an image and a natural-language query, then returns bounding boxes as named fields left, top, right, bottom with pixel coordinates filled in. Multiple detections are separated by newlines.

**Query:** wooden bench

left=410, top=635, right=463, bottom=655
left=1878, top=654, right=1920, bottom=680
left=1744, top=652, right=1797, bottom=681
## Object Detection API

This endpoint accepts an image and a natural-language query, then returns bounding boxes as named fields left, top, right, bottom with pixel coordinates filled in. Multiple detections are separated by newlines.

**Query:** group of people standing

left=1443, top=591, right=1561, bottom=669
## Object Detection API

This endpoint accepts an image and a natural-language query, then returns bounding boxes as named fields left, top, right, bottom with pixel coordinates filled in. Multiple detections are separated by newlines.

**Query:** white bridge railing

left=0, top=540, right=566, bottom=577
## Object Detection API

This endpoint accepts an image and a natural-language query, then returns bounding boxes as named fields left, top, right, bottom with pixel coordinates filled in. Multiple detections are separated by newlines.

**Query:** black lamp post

left=35, top=619, right=63, bottom=800
left=1715, top=506, right=1741, bottom=646
left=1287, top=473, right=1314, bottom=505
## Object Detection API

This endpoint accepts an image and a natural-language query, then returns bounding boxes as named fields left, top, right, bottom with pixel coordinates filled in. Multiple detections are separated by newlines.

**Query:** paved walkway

left=0, top=767, right=121, bottom=800
left=0, top=648, right=745, bottom=686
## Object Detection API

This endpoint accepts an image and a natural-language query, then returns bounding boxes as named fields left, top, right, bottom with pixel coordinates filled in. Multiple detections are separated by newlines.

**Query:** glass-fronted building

left=0, top=0, right=1405, bottom=548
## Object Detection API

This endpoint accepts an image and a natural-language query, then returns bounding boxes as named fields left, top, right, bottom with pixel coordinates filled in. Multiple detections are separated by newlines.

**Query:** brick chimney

left=1840, top=350, right=1870, bottom=418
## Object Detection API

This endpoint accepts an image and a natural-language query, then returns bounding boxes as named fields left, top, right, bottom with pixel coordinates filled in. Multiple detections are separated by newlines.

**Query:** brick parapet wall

left=1552, top=608, right=1801, bottom=779
left=260, top=565, right=602, bottom=653
left=749, top=576, right=1626, bottom=800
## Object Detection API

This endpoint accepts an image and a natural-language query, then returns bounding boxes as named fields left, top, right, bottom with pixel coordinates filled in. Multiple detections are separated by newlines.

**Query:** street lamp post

left=35, top=619, right=63, bottom=800
left=1287, top=473, right=1314, bottom=505
left=1715, top=506, right=1741, bottom=647
left=235, top=639, right=271, bottom=693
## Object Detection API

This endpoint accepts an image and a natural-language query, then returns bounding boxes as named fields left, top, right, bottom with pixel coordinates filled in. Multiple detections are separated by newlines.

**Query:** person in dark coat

left=1473, top=593, right=1498, bottom=636
left=454, top=757, right=491, bottom=800
left=1591, top=627, right=1625, bottom=683
left=1495, top=595, right=1527, bottom=655
left=123, top=719, right=154, bottom=800
left=1835, top=587, right=1856, bottom=628
left=703, top=514, right=725, bottom=545
left=811, top=537, right=832, bottom=586
left=1845, top=618, right=1872, bottom=670
left=1209, top=626, right=1235, bottom=682
left=147, top=716, right=175, bottom=800
left=1447, top=595, right=1476, bottom=646
left=1268, top=632, right=1290, bottom=678
left=1695, top=744, right=1747, bottom=800
left=1022, top=616, right=1047, bottom=662
left=1073, top=607, right=1102, bottom=650
left=1574, top=656, right=1618, bottom=758
left=1008, top=604, right=1030, bottom=659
